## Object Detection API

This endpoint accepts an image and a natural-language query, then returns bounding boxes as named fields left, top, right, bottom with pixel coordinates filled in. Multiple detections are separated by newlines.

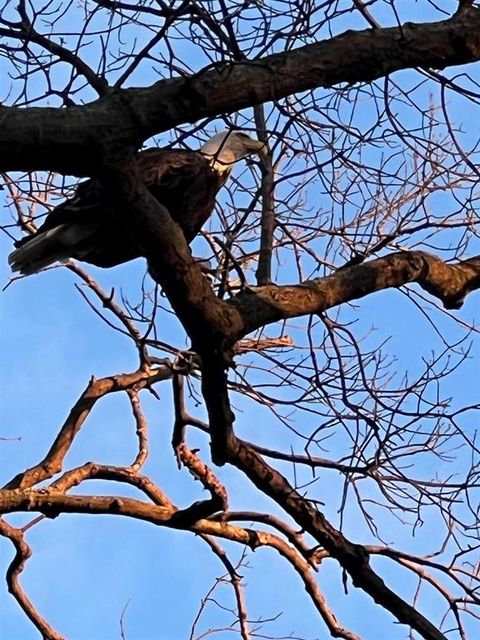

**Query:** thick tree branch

left=101, top=172, right=480, bottom=475
left=101, top=170, right=480, bottom=350
left=229, top=252, right=480, bottom=338
left=0, top=490, right=360, bottom=639
left=1, top=1, right=479, bottom=637
left=101, top=170, right=243, bottom=464
left=230, top=441, right=447, bottom=640
left=101, top=167, right=243, bottom=353
left=1, top=8, right=479, bottom=173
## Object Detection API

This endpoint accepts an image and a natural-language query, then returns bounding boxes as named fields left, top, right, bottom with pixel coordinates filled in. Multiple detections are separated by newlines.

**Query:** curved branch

left=0, top=492, right=360, bottom=640
left=230, top=441, right=448, bottom=640
left=3, top=365, right=172, bottom=490
left=0, top=518, right=64, bottom=640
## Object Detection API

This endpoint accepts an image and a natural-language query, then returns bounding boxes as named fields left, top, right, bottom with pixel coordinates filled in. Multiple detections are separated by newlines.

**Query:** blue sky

left=1, top=2, right=480, bottom=639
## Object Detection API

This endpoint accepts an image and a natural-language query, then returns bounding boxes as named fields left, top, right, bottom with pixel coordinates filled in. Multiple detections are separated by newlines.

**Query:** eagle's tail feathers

left=8, top=224, right=93, bottom=276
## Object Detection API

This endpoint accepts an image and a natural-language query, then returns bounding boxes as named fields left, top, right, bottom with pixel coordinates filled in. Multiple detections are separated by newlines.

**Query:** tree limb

left=230, top=252, right=480, bottom=338
left=3, top=366, right=172, bottom=490
left=230, top=441, right=448, bottom=640
left=0, top=518, right=64, bottom=640
left=1, top=8, right=479, bottom=174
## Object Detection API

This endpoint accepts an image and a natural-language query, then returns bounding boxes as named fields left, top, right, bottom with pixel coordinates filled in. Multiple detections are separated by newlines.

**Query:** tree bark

left=1, top=7, right=479, bottom=174
left=230, top=252, right=480, bottom=337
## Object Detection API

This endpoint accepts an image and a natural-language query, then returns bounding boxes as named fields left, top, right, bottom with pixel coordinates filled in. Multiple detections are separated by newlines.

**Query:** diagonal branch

left=56, top=168, right=476, bottom=638
left=1, top=8, right=480, bottom=173
left=230, top=252, right=480, bottom=338
left=3, top=366, right=172, bottom=490
left=0, top=493, right=360, bottom=640
left=230, top=440, right=448, bottom=640
left=0, top=518, right=64, bottom=640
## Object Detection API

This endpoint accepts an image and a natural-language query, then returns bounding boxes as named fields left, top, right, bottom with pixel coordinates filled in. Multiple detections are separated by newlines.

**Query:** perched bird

left=8, top=130, right=266, bottom=275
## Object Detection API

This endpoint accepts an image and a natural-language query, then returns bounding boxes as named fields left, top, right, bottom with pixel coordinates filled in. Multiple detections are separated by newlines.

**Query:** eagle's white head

left=201, top=130, right=267, bottom=174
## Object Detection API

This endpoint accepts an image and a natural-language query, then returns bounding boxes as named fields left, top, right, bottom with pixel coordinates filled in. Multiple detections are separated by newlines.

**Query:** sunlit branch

left=0, top=518, right=64, bottom=640
left=3, top=366, right=172, bottom=490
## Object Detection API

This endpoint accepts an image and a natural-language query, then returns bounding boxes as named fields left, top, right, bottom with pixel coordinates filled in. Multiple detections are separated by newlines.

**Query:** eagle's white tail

left=8, top=224, right=93, bottom=276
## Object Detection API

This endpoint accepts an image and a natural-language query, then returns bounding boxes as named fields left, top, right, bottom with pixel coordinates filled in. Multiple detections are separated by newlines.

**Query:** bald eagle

left=8, top=130, right=266, bottom=275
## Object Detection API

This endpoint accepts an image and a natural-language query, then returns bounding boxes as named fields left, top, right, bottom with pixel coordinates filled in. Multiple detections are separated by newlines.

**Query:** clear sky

left=1, top=2, right=479, bottom=639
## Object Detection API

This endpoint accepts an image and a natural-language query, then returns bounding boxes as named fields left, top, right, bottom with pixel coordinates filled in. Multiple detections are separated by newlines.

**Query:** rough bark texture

left=1, top=7, right=479, bottom=174
left=102, top=168, right=244, bottom=352
left=231, top=442, right=447, bottom=640
left=85, top=174, right=478, bottom=640
left=229, top=252, right=480, bottom=336
left=76, top=172, right=480, bottom=348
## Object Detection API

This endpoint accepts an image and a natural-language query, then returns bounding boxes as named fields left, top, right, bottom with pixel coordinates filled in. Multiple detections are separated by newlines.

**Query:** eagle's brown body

left=8, top=131, right=265, bottom=275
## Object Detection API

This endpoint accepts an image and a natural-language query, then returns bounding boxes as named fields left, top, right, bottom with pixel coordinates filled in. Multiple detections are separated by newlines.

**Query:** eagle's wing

left=17, top=177, right=103, bottom=243
left=135, top=148, right=211, bottom=189
left=9, top=147, right=230, bottom=273
left=14, top=147, right=227, bottom=258
left=135, top=148, right=229, bottom=240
